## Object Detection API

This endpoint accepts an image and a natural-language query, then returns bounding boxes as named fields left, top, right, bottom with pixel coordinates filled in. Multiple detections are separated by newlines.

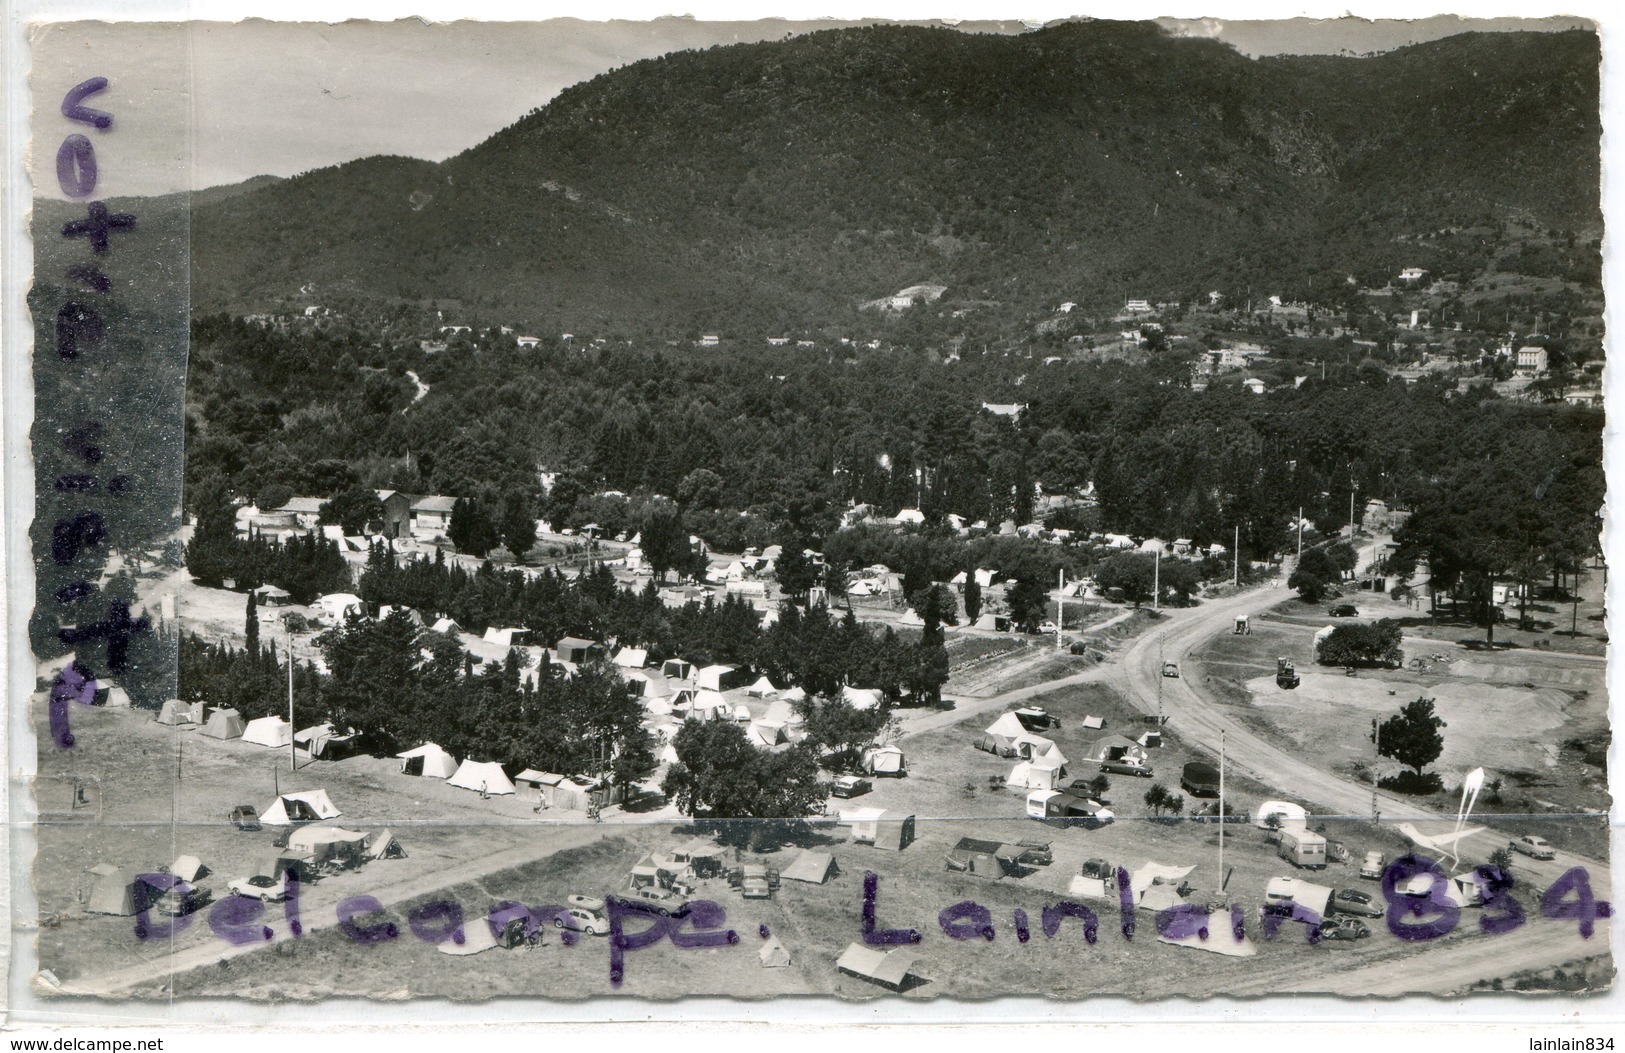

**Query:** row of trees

left=185, top=503, right=353, bottom=605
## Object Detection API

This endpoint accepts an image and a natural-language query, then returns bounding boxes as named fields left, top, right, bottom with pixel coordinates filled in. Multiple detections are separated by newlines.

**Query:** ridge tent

left=200, top=708, right=244, bottom=740
left=93, top=684, right=131, bottom=708
left=1089, top=735, right=1147, bottom=764
left=1081, top=715, right=1105, bottom=730
left=746, top=675, right=778, bottom=697
left=979, top=712, right=1029, bottom=755
left=764, top=698, right=803, bottom=725
left=641, top=692, right=674, bottom=718
left=835, top=943, right=923, bottom=991
left=759, top=936, right=792, bottom=968
left=747, top=721, right=789, bottom=748
left=156, top=699, right=199, bottom=726
left=170, top=855, right=208, bottom=883
left=241, top=716, right=294, bottom=749
left=780, top=850, right=837, bottom=884
left=86, top=868, right=152, bottom=916
left=634, top=671, right=672, bottom=698
left=396, top=743, right=458, bottom=779
left=295, top=723, right=353, bottom=758
left=448, top=760, right=516, bottom=796
left=661, top=659, right=693, bottom=681
left=613, top=647, right=649, bottom=669
left=779, top=686, right=807, bottom=704
left=863, top=745, right=906, bottom=777
left=260, top=790, right=341, bottom=826
left=430, top=617, right=462, bottom=636
left=368, top=829, right=407, bottom=860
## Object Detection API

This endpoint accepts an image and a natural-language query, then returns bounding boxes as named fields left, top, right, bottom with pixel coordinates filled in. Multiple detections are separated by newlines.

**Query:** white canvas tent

left=241, top=716, right=294, bottom=749
left=697, top=664, right=740, bottom=692
left=156, top=699, right=201, bottom=726
left=1081, top=715, right=1105, bottom=730
left=748, top=721, right=789, bottom=748
left=1007, top=747, right=1066, bottom=790
left=759, top=935, right=792, bottom=967
left=170, top=855, right=208, bottom=883
left=200, top=707, right=244, bottom=739
left=259, top=789, right=341, bottom=826
left=447, top=760, right=516, bottom=796
left=746, top=675, right=779, bottom=697
left=765, top=698, right=803, bottom=725
left=863, top=745, right=906, bottom=776
left=836, top=943, right=922, bottom=991
left=368, top=828, right=407, bottom=860
left=396, top=742, right=458, bottom=779
left=843, top=686, right=883, bottom=711
left=781, top=850, right=837, bottom=884
left=613, top=647, right=649, bottom=669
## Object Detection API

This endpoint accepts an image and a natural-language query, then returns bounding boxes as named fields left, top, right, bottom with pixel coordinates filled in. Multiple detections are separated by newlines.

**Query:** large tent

left=85, top=865, right=146, bottom=916
left=863, top=745, right=906, bottom=777
left=835, top=943, right=923, bottom=991
left=396, top=742, right=458, bottom=779
left=259, top=789, right=342, bottom=826
left=747, top=721, right=789, bottom=749
left=288, top=826, right=370, bottom=866
left=697, top=664, right=744, bottom=692
left=746, top=675, right=779, bottom=698
left=1007, top=747, right=1067, bottom=790
left=199, top=708, right=244, bottom=740
left=241, top=716, right=294, bottom=749
left=781, top=851, right=837, bottom=884
left=447, top=760, right=516, bottom=796
left=842, top=687, right=882, bottom=711
left=613, top=647, right=649, bottom=669
left=1130, top=862, right=1197, bottom=911
left=764, top=698, right=803, bottom=726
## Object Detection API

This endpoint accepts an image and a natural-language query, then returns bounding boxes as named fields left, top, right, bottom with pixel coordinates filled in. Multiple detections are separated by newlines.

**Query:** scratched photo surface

left=26, top=16, right=1612, bottom=1001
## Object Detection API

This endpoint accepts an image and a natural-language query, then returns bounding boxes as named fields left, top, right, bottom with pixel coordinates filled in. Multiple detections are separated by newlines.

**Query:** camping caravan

left=862, top=745, right=906, bottom=778
left=1313, top=626, right=1337, bottom=661
left=396, top=742, right=458, bottom=779
left=259, top=789, right=342, bottom=826
left=1278, top=829, right=1328, bottom=869
left=1007, top=749, right=1067, bottom=790
left=844, top=808, right=915, bottom=851
left=1255, top=801, right=1309, bottom=832
left=1026, top=790, right=1114, bottom=827
left=199, top=708, right=244, bottom=740
left=241, top=716, right=294, bottom=749
left=447, top=760, right=516, bottom=796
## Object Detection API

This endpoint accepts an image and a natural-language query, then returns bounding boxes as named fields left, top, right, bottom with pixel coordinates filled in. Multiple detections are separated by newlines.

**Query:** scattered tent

left=555, top=637, right=601, bottom=663
left=842, top=687, right=883, bottom=711
left=698, top=664, right=745, bottom=692
left=447, top=760, right=516, bottom=796
left=662, top=659, right=694, bottom=681
left=241, top=716, right=294, bottom=749
left=1089, top=735, right=1148, bottom=764
left=93, top=683, right=132, bottom=708
left=436, top=917, right=499, bottom=957
left=781, top=851, right=837, bottom=884
left=746, top=675, right=779, bottom=697
left=759, top=936, right=793, bottom=968
left=430, top=617, right=462, bottom=636
left=1007, top=747, right=1066, bottom=790
left=170, top=855, right=207, bottom=883
left=979, top=712, right=1031, bottom=755
left=1081, top=715, right=1105, bottom=730
left=396, top=742, right=458, bottom=779
left=199, top=708, right=244, bottom=740
left=1159, top=929, right=1258, bottom=957
left=779, top=686, right=808, bottom=704
left=747, top=721, right=789, bottom=749
left=288, top=826, right=370, bottom=866
left=86, top=867, right=147, bottom=916
left=863, top=745, right=906, bottom=777
left=259, top=790, right=342, bottom=826
left=764, top=698, right=803, bottom=725
left=1254, top=801, right=1309, bottom=831
left=613, top=647, right=649, bottom=669
left=294, top=723, right=347, bottom=757
left=836, top=943, right=923, bottom=991
left=484, top=627, right=531, bottom=648
left=156, top=699, right=199, bottom=726
left=367, top=829, right=407, bottom=860
left=318, top=593, right=366, bottom=623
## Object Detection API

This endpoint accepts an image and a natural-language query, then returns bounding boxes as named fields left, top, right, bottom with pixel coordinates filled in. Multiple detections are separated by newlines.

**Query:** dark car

left=1328, top=604, right=1359, bottom=618
left=1067, top=779, right=1109, bottom=800
left=151, top=883, right=214, bottom=917
left=1319, top=918, right=1371, bottom=941
left=831, top=776, right=873, bottom=799
left=1330, top=888, right=1384, bottom=919
left=1099, top=759, right=1154, bottom=778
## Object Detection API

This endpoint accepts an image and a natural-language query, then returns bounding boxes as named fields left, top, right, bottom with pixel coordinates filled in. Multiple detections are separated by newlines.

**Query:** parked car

left=1328, top=604, right=1359, bottom=618
left=1319, top=918, right=1371, bottom=941
left=1037, top=621, right=1059, bottom=635
left=1330, top=888, right=1384, bottom=919
left=1099, top=759, right=1154, bottom=778
left=228, top=873, right=290, bottom=903
left=831, top=776, right=873, bottom=799
left=1015, top=840, right=1054, bottom=867
left=739, top=865, right=773, bottom=900
left=554, top=900, right=608, bottom=936
left=1067, top=779, right=1108, bottom=800
left=1510, top=835, right=1557, bottom=860
left=1162, top=662, right=1181, bottom=678
left=152, top=883, right=214, bottom=917
left=622, top=886, right=691, bottom=918
left=229, top=805, right=261, bottom=832
left=1360, top=851, right=1385, bottom=880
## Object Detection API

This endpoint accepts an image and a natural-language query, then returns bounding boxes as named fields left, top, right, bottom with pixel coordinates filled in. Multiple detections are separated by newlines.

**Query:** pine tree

left=245, top=588, right=259, bottom=657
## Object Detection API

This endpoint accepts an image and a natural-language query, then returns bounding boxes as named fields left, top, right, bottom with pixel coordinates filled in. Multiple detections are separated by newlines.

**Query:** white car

left=1037, top=621, right=1059, bottom=634
left=1510, top=835, right=1556, bottom=861
left=553, top=903, right=608, bottom=936
left=228, top=873, right=290, bottom=902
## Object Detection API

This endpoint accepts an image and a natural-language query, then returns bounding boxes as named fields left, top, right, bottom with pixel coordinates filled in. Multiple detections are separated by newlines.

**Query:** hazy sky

left=28, top=12, right=1596, bottom=198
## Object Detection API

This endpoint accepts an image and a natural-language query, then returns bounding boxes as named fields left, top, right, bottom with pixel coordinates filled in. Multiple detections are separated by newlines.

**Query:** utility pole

left=1057, top=567, right=1064, bottom=651
left=1349, top=490, right=1356, bottom=539
left=288, top=629, right=297, bottom=773
left=1233, top=524, right=1239, bottom=588
left=1153, top=549, right=1161, bottom=612
left=1371, top=718, right=1381, bottom=823
left=1296, top=506, right=1304, bottom=562
left=1219, top=729, right=1226, bottom=890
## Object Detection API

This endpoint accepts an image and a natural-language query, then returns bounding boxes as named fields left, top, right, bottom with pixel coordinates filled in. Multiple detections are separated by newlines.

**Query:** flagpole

left=1218, top=729, right=1226, bottom=891
left=288, top=628, right=296, bottom=773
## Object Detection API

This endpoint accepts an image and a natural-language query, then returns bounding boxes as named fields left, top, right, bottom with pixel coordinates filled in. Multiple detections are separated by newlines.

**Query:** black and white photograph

left=11, top=5, right=1617, bottom=1017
